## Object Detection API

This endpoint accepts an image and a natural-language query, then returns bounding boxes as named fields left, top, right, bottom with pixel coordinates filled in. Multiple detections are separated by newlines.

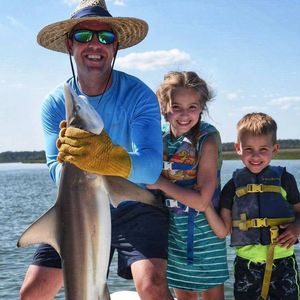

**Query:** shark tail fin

left=17, top=206, right=61, bottom=256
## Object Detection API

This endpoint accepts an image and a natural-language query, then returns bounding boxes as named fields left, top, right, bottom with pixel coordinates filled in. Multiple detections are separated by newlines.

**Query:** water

left=1, top=161, right=300, bottom=299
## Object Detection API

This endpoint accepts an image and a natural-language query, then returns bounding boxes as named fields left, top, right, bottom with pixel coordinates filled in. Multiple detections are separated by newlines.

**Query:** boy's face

left=234, top=133, right=279, bottom=174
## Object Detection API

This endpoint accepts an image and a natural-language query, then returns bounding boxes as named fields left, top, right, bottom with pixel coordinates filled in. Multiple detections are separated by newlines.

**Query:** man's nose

left=89, top=34, right=100, bottom=45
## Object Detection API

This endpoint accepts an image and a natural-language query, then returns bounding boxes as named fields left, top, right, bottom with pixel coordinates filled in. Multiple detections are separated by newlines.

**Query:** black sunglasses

left=70, top=29, right=116, bottom=45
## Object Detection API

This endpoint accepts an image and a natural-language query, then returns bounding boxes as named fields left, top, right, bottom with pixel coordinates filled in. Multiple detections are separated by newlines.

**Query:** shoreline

left=223, top=148, right=300, bottom=160
left=1, top=148, right=300, bottom=164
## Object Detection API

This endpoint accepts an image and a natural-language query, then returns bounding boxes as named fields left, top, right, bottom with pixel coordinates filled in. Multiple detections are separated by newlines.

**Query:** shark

left=17, top=83, right=158, bottom=300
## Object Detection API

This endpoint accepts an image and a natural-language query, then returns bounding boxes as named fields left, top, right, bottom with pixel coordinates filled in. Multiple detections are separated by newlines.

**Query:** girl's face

left=166, top=87, right=202, bottom=137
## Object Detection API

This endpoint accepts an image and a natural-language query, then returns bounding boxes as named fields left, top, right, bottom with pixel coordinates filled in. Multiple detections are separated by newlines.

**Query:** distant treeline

left=1, top=139, right=300, bottom=163
left=0, top=151, right=46, bottom=163
left=222, top=139, right=300, bottom=151
left=222, top=139, right=300, bottom=160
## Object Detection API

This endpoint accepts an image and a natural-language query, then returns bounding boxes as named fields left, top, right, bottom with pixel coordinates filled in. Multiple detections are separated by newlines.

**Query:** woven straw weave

left=37, top=0, right=148, bottom=53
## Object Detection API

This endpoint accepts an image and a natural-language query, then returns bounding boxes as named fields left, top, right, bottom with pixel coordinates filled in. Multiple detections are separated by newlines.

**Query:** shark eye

left=75, top=105, right=81, bottom=111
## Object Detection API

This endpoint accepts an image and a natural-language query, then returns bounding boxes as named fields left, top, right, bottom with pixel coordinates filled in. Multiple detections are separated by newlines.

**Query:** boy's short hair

left=237, top=112, right=277, bottom=144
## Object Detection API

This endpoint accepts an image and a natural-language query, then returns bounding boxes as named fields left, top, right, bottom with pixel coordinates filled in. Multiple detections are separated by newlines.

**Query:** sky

left=0, top=0, right=299, bottom=153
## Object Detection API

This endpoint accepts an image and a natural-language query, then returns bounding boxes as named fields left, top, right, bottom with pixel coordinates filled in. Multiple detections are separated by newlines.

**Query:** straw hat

left=37, top=0, right=148, bottom=53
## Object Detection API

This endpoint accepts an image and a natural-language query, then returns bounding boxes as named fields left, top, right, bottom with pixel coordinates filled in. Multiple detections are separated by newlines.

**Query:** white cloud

left=240, top=106, right=267, bottom=112
left=268, top=96, right=300, bottom=110
left=226, top=92, right=239, bottom=101
left=116, top=49, right=191, bottom=71
left=64, top=0, right=126, bottom=6
left=110, top=0, right=126, bottom=6
left=6, top=16, right=24, bottom=28
left=63, top=0, right=80, bottom=6
left=263, top=93, right=280, bottom=98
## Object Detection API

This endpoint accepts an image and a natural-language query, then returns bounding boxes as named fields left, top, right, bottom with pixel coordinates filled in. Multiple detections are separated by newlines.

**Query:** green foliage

left=1, top=139, right=300, bottom=163
left=222, top=139, right=300, bottom=151
left=222, top=139, right=300, bottom=160
left=223, top=148, right=300, bottom=160
left=0, top=151, right=46, bottom=163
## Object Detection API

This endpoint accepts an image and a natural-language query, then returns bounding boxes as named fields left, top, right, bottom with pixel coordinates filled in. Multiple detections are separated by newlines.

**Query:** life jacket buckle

left=270, top=226, right=279, bottom=244
left=238, top=222, right=248, bottom=231
left=247, top=183, right=263, bottom=193
left=235, top=213, right=248, bottom=231
left=234, top=214, right=269, bottom=231
left=165, top=198, right=179, bottom=208
left=252, top=218, right=268, bottom=227
left=163, top=161, right=173, bottom=171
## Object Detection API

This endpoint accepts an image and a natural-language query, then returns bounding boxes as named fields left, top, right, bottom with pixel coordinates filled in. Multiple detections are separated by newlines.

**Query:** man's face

left=67, top=21, right=117, bottom=78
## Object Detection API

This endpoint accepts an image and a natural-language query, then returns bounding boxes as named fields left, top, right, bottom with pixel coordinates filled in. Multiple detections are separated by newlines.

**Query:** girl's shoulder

left=197, top=122, right=222, bottom=160
left=199, top=121, right=219, bottom=136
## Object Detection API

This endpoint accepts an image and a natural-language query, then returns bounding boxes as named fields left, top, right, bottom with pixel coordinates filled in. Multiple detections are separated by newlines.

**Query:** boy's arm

left=277, top=203, right=300, bottom=248
left=277, top=171, right=300, bottom=248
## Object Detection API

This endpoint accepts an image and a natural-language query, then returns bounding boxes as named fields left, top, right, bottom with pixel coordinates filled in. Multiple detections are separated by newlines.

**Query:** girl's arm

left=148, top=135, right=219, bottom=212
left=206, top=178, right=235, bottom=237
left=205, top=205, right=232, bottom=238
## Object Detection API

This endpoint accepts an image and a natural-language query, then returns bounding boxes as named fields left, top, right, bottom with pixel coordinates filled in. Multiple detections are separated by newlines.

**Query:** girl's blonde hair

left=156, top=71, right=214, bottom=144
left=237, top=112, right=277, bottom=144
left=156, top=71, right=213, bottom=119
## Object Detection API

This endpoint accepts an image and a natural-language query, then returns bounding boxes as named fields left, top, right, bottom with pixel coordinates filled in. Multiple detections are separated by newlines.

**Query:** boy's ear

left=272, top=143, right=280, bottom=155
left=234, top=143, right=242, bottom=155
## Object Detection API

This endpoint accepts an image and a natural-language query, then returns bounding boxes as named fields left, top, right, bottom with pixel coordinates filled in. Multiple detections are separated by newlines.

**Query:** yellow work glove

left=56, top=121, right=131, bottom=178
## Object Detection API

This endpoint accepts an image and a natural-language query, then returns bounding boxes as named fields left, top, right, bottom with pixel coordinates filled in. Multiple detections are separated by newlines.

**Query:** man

left=20, top=1, right=172, bottom=299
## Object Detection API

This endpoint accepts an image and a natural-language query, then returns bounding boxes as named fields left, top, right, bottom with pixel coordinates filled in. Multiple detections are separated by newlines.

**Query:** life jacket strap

left=233, top=214, right=293, bottom=299
left=163, top=161, right=194, bottom=171
left=232, top=213, right=295, bottom=231
left=165, top=198, right=197, bottom=265
left=261, top=243, right=276, bottom=300
left=165, top=198, right=191, bottom=213
left=235, top=184, right=282, bottom=198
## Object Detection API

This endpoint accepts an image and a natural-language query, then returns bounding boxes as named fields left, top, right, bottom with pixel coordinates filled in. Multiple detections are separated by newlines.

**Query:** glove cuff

left=109, top=146, right=131, bottom=178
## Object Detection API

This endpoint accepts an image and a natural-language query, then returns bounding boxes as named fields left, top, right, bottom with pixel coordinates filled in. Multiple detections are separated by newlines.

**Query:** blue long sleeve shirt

left=41, top=70, right=163, bottom=189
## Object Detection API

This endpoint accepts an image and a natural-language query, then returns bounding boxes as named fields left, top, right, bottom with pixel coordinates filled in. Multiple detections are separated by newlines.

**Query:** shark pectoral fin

left=103, top=176, right=159, bottom=208
left=17, top=206, right=61, bottom=255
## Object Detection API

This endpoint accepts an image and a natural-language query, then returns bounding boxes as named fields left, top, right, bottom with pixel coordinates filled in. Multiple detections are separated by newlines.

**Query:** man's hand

left=56, top=121, right=131, bottom=178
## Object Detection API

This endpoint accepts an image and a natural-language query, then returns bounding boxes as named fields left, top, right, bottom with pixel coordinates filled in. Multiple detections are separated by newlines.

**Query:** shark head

left=64, top=83, right=104, bottom=135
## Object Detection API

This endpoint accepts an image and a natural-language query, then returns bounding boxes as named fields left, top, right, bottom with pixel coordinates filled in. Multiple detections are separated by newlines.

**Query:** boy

left=220, top=112, right=300, bottom=300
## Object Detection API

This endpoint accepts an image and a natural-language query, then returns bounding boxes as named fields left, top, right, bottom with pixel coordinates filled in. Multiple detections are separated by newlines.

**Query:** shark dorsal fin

left=17, top=205, right=61, bottom=255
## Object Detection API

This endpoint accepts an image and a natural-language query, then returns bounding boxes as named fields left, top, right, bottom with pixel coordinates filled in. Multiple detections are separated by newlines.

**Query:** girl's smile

left=166, top=87, right=202, bottom=137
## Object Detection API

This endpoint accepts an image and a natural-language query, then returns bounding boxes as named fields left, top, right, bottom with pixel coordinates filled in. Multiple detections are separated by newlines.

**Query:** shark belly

left=60, top=163, right=111, bottom=300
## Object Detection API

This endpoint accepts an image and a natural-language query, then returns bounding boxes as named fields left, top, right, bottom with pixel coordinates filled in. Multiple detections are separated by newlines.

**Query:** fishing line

left=96, top=42, right=119, bottom=107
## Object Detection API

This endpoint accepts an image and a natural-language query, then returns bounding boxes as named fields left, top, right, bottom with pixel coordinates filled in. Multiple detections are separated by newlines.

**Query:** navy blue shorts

left=234, top=255, right=300, bottom=300
left=32, top=203, right=169, bottom=279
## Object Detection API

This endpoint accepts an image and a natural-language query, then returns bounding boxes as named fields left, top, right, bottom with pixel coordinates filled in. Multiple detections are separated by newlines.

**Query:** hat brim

left=37, top=16, right=148, bottom=53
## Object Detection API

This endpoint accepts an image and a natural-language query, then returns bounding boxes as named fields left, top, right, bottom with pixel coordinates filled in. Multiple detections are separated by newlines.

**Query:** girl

left=148, top=71, right=229, bottom=300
